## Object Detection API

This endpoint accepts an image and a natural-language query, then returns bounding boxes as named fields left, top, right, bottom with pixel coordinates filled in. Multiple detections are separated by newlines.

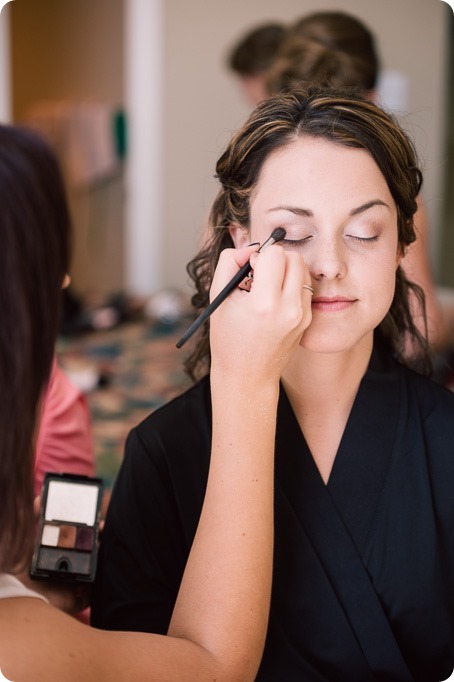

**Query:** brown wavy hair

left=184, top=86, right=428, bottom=380
left=0, top=126, right=70, bottom=572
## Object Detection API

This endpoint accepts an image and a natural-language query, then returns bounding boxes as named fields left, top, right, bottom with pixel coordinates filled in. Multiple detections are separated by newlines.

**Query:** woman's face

left=230, top=136, right=400, bottom=355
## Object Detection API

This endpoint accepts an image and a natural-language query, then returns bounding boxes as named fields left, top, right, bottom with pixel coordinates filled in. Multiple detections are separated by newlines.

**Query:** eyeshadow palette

left=30, top=473, right=103, bottom=582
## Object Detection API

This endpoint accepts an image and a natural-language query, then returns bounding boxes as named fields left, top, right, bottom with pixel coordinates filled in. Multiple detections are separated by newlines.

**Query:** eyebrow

left=349, top=200, right=391, bottom=216
left=267, top=200, right=391, bottom=218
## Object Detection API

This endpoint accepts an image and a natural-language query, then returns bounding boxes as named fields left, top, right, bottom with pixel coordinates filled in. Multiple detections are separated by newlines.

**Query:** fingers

left=248, top=245, right=287, bottom=301
left=209, top=244, right=312, bottom=382
left=249, top=245, right=312, bottom=302
left=210, top=245, right=259, bottom=300
left=281, top=250, right=313, bottom=333
left=33, top=495, right=42, bottom=521
left=211, top=244, right=312, bottom=306
left=212, top=243, right=312, bottom=310
left=244, top=246, right=313, bottom=341
left=279, top=250, right=312, bottom=300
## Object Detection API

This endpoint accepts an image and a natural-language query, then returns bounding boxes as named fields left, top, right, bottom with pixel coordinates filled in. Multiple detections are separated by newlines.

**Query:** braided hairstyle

left=185, top=86, right=428, bottom=380
left=266, top=11, right=379, bottom=95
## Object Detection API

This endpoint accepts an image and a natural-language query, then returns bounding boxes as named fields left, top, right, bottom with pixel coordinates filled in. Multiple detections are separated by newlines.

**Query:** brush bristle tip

left=271, top=227, right=286, bottom=242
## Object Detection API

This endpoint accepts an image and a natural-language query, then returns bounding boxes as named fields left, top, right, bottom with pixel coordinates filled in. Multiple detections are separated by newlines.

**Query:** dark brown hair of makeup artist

left=184, top=86, right=429, bottom=381
left=0, top=125, right=70, bottom=573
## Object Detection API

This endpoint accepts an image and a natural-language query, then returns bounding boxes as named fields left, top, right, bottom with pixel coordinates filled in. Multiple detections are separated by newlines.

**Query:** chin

left=298, top=327, right=372, bottom=355
left=299, top=338, right=353, bottom=355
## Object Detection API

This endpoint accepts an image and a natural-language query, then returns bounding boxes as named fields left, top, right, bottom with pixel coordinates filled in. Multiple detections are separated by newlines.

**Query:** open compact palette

left=30, top=472, right=103, bottom=582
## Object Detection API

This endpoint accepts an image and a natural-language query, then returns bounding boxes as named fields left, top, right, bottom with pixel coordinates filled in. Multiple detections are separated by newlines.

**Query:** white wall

left=161, top=0, right=451, bottom=291
left=0, top=2, right=12, bottom=122
left=4, top=0, right=452, bottom=295
left=124, top=0, right=164, bottom=295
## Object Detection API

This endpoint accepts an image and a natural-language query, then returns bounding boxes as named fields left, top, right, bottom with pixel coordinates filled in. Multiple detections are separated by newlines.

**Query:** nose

left=308, top=239, right=347, bottom=281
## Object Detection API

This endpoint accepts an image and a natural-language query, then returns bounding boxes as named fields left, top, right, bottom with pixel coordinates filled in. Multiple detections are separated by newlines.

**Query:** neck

left=280, top=334, right=375, bottom=484
left=281, top=333, right=373, bottom=408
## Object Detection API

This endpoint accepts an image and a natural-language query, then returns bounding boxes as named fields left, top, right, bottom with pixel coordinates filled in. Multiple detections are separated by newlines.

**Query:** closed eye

left=347, top=235, right=379, bottom=243
left=281, top=236, right=312, bottom=247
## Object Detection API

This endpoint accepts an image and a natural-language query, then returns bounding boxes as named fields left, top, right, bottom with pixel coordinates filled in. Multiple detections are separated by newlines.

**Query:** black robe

left=92, top=347, right=454, bottom=681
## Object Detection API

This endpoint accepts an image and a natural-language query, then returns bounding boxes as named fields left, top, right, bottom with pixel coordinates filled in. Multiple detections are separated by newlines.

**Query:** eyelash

left=281, top=235, right=379, bottom=246
left=281, top=237, right=311, bottom=247
left=348, top=235, right=379, bottom=243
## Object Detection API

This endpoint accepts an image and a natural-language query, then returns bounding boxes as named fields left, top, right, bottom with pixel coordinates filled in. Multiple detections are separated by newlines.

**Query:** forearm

left=168, top=372, right=278, bottom=679
left=168, top=245, right=310, bottom=679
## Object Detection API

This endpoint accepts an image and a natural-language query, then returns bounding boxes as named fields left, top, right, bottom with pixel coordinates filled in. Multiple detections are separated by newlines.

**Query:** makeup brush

left=176, top=227, right=286, bottom=348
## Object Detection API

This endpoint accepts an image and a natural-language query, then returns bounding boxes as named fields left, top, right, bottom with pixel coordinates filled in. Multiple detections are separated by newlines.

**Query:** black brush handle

left=176, top=227, right=286, bottom=349
left=176, top=261, right=251, bottom=348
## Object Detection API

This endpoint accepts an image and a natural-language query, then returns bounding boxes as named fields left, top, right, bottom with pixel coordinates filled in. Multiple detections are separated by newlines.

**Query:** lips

left=311, top=296, right=356, bottom=312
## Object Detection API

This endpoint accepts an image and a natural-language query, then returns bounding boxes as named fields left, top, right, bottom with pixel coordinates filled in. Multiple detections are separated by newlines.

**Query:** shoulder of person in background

left=34, top=359, right=94, bottom=497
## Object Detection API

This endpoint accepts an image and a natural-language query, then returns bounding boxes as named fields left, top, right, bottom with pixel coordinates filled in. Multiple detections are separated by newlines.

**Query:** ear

left=229, top=223, right=250, bottom=248
left=396, top=245, right=404, bottom=269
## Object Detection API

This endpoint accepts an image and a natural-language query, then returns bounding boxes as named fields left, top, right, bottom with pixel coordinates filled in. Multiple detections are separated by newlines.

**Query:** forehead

left=251, top=136, right=392, bottom=209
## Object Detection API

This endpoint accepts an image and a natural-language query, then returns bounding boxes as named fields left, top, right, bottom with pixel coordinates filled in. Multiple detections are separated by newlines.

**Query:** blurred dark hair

left=184, top=86, right=428, bottom=380
left=228, top=22, right=286, bottom=76
left=0, top=125, right=71, bottom=573
left=267, top=11, right=379, bottom=95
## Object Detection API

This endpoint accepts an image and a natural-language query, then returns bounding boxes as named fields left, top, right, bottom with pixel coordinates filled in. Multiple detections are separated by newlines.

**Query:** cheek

left=366, top=253, right=398, bottom=314
left=362, top=234, right=399, bottom=281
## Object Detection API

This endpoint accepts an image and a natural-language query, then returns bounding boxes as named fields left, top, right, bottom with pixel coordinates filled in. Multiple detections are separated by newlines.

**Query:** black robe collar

left=274, top=346, right=414, bottom=680
left=276, top=344, right=401, bottom=555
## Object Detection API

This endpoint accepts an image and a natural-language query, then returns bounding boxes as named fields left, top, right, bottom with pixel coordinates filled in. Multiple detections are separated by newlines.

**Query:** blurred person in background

left=228, top=22, right=286, bottom=106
